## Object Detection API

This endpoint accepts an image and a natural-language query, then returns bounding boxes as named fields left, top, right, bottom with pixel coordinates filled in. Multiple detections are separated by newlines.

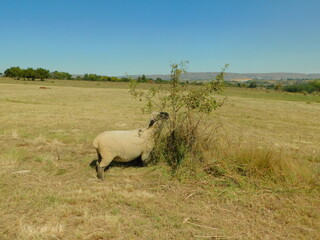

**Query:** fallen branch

left=184, top=192, right=195, bottom=200
left=12, top=170, right=31, bottom=174
left=183, top=218, right=220, bottom=231
left=195, top=235, right=236, bottom=239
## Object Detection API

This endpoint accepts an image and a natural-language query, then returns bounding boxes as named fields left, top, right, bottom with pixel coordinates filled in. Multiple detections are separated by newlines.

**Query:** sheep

left=92, top=111, right=169, bottom=179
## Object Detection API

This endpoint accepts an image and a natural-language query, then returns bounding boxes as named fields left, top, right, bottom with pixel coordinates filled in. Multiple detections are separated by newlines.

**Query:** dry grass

left=0, top=79, right=319, bottom=239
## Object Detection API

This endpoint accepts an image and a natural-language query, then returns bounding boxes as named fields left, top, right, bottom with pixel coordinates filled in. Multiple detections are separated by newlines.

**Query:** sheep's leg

left=141, top=152, right=151, bottom=166
left=95, top=150, right=104, bottom=179
left=96, top=152, right=114, bottom=180
left=96, top=150, right=102, bottom=163
left=96, top=165, right=105, bottom=180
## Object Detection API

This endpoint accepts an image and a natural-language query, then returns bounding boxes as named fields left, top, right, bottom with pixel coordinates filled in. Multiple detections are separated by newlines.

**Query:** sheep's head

left=148, top=112, right=169, bottom=127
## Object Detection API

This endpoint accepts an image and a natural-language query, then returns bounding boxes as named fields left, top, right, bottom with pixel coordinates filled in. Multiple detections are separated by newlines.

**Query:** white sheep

left=92, top=112, right=169, bottom=179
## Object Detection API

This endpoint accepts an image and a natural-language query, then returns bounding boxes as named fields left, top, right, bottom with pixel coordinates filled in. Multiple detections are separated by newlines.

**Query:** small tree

left=137, top=74, right=147, bottom=83
left=24, top=68, right=36, bottom=81
left=274, top=82, right=283, bottom=91
left=35, top=68, right=50, bottom=81
left=248, top=81, right=257, bottom=88
left=309, top=80, right=320, bottom=91
left=130, top=62, right=228, bottom=171
left=50, top=71, right=72, bottom=80
left=4, top=66, right=22, bottom=79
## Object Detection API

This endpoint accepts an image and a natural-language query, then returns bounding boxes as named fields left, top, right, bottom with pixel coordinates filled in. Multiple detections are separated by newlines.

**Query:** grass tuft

left=151, top=118, right=317, bottom=188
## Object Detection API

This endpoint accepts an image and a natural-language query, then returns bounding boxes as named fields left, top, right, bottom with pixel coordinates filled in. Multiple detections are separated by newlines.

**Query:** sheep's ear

left=148, top=119, right=155, bottom=127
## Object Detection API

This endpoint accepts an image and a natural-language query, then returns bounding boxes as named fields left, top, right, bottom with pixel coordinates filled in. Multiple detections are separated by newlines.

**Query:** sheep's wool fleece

left=92, top=129, right=154, bottom=162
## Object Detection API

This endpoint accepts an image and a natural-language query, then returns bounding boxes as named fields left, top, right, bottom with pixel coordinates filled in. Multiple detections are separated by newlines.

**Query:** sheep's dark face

left=159, top=112, right=169, bottom=120
left=149, top=112, right=169, bottom=127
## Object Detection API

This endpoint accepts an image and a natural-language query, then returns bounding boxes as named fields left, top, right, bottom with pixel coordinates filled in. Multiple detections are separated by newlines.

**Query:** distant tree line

left=74, top=73, right=168, bottom=83
left=4, top=67, right=50, bottom=81
left=50, top=71, right=72, bottom=80
left=3, top=66, right=168, bottom=83
left=281, top=80, right=320, bottom=93
left=227, top=79, right=320, bottom=94
left=228, top=80, right=259, bottom=88
left=74, top=73, right=132, bottom=82
left=264, top=80, right=320, bottom=93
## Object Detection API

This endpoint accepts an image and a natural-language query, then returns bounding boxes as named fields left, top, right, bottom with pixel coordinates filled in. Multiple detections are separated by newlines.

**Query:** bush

left=309, top=80, right=320, bottom=91
left=282, top=80, right=320, bottom=93
left=4, top=67, right=50, bottom=81
left=248, top=81, right=257, bottom=88
left=130, top=62, right=228, bottom=172
left=50, top=71, right=72, bottom=80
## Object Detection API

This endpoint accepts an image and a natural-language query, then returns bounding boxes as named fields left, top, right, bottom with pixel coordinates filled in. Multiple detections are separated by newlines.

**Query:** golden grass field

left=0, top=77, right=319, bottom=240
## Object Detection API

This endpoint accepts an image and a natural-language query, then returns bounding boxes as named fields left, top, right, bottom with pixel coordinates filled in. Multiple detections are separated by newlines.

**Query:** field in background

left=1, top=77, right=320, bottom=103
left=0, top=78, right=319, bottom=239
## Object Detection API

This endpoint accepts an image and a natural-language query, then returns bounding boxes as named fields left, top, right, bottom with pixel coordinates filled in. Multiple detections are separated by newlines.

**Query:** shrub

left=248, top=81, right=257, bottom=88
left=130, top=62, right=228, bottom=172
left=309, top=80, right=320, bottom=91
left=282, top=80, right=320, bottom=93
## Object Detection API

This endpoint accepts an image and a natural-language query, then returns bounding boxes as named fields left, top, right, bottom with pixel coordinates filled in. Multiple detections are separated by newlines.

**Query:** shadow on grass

left=89, top=156, right=144, bottom=171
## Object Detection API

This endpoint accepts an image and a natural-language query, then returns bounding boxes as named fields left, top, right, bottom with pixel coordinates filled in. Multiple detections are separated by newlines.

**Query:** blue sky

left=1, top=0, right=320, bottom=75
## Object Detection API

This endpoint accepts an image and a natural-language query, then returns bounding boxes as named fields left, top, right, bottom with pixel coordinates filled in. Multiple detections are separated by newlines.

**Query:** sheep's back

left=93, top=129, right=148, bottom=161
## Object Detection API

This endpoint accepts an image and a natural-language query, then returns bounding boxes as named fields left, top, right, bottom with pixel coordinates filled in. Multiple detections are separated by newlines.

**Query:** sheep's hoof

left=96, top=166, right=105, bottom=180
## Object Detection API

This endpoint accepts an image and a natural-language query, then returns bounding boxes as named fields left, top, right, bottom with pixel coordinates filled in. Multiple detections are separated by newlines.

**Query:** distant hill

left=126, top=72, right=320, bottom=81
